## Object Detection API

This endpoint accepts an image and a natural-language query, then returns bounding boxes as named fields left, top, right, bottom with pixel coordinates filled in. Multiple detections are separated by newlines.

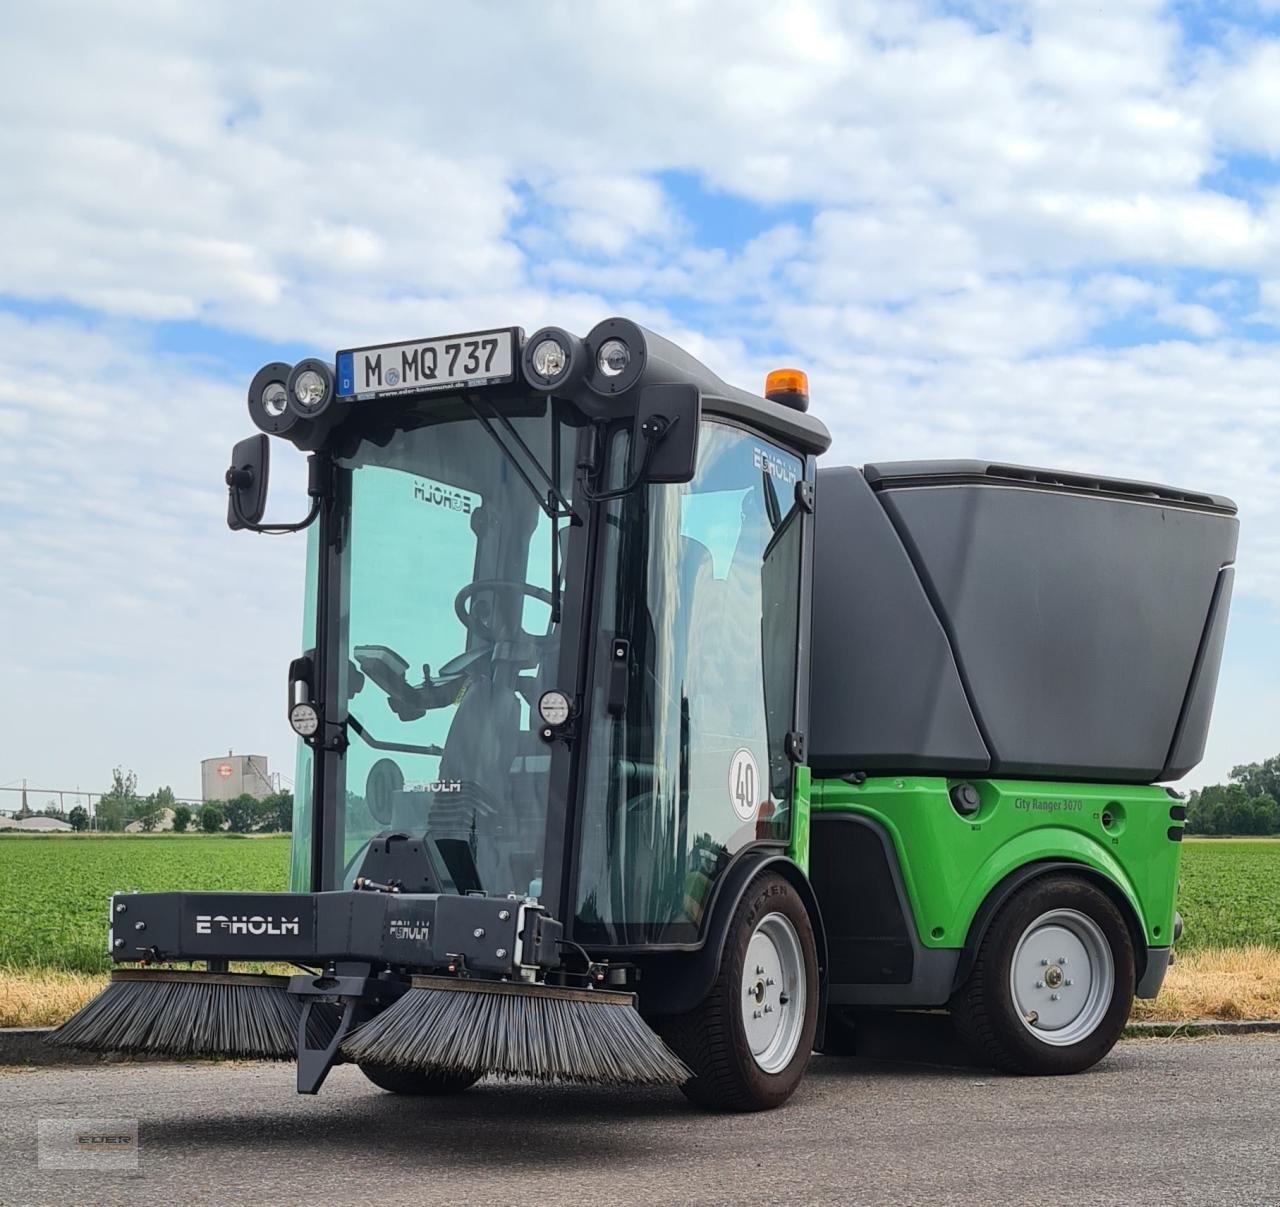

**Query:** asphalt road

left=1, top=1037, right=1277, bottom=1207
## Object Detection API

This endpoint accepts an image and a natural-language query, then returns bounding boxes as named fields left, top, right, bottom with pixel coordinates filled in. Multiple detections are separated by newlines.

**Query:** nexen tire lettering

left=194, top=915, right=301, bottom=936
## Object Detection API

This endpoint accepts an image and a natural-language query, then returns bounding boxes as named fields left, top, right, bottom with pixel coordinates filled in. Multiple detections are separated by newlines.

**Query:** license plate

left=336, top=327, right=517, bottom=400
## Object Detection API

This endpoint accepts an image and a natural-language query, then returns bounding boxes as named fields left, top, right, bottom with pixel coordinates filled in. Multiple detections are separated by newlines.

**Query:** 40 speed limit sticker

left=728, top=748, right=760, bottom=821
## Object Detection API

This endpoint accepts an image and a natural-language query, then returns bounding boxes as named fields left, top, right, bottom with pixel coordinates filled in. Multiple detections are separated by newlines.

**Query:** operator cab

left=228, top=319, right=830, bottom=950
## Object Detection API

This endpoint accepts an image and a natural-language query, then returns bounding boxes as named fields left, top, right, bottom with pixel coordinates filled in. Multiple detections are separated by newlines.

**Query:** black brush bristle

left=342, top=978, right=689, bottom=1086
left=49, top=970, right=331, bottom=1060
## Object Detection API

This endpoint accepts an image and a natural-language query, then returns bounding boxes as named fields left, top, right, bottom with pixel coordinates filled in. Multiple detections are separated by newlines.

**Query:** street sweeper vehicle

left=54, top=318, right=1238, bottom=1111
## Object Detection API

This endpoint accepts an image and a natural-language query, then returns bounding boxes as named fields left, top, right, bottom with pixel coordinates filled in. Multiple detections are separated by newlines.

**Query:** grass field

left=1, top=833, right=1277, bottom=1026
left=1174, top=839, right=1280, bottom=950
left=0, top=834, right=289, bottom=974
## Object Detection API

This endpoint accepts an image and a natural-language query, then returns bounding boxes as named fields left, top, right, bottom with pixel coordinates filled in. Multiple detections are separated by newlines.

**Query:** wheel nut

left=1065, top=979, right=1073, bottom=987
left=1035, top=981, right=1044, bottom=989
left=765, top=978, right=775, bottom=987
left=473, top=928, right=485, bottom=939
left=113, top=938, right=125, bottom=949
left=498, top=910, right=510, bottom=921
left=1050, top=993, right=1060, bottom=1001
left=134, top=921, right=146, bottom=931
left=495, top=948, right=507, bottom=959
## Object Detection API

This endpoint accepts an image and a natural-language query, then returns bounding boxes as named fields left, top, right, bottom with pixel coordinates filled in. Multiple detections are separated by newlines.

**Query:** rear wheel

left=357, top=1062, right=481, bottom=1095
left=661, top=873, right=819, bottom=1111
left=951, top=875, right=1135, bottom=1075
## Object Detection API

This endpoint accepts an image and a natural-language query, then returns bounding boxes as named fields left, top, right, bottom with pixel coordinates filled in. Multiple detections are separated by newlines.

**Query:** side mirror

left=226, top=434, right=270, bottom=530
left=633, top=383, right=700, bottom=485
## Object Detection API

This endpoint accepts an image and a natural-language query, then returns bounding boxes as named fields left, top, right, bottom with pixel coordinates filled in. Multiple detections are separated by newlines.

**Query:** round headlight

left=585, top=318, right=646, bottom=396
left=289, top=702, right=320, bottom=738
left=537, top=690, right=571, bottom=728
left=522, top=326, right=586, bottom=391
left=597, top=339, right=630, bottom=378
left=293, top=370, right=326, bottom=411
left=286, top=358, right=336, bottom=420
left=247, top=362, right=299, bottom=435
left=532, top=338, right=568, bottom=379
left=262, top=381, right=288, bottom=418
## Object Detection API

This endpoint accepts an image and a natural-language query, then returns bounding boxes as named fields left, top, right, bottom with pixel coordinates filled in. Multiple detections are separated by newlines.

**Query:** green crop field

left=1175, top=838, right=1280, bottom=950
left=0, top=834, right=1276, bottom=973
left=0, top=835, right=289, bottom=973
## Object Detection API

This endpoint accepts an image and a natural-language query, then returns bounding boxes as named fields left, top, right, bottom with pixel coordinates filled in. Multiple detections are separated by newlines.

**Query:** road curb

left=1125, top=1019, right=1280, bottom=1038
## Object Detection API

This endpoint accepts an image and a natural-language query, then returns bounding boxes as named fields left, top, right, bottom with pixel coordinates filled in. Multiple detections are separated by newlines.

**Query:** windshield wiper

left=462, top=394, right=574, bottom=520
left=762, top=468, right=782, bottom=531
left=461, top=394, right=576, bottom=624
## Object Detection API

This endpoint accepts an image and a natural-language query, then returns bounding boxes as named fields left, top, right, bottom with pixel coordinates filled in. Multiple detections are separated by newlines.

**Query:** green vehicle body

left=810, top=776, right=1180, bottom=951
left=773, top=765, right=1180, bottom=1007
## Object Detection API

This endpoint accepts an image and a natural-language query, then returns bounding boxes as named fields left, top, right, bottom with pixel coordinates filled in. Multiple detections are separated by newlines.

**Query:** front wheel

left=661, top=872, right=819, bottom=1112
left=951, top=875, right=1135, bottom=1075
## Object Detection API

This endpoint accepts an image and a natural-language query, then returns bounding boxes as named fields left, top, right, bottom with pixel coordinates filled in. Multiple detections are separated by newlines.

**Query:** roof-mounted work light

left=247, top=362, right=299, bottom=435
left=585, top=317, right=646, bottom=396
left=522, top=326, right=587, bottom=392
left=287, top=359, right=336, bottom=419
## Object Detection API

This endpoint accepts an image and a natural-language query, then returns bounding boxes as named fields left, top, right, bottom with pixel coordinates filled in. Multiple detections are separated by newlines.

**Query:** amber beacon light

left=764, top=368, right=810, bottom=411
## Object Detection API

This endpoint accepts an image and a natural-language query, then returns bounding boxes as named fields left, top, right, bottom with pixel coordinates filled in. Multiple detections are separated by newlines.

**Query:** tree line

left=15, top=767, right=293, bottom=834
left=1184, top=755, right=1280, bottom=836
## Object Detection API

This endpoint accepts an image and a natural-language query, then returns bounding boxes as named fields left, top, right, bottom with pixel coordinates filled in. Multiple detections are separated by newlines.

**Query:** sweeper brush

left=50, top=970, right=335, bottom=1060
left=341, top=976, right=691, bottom=1086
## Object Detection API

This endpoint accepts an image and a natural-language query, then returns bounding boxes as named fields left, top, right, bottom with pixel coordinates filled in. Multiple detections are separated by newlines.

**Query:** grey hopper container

left=808, top=460, right=1238, bottom=783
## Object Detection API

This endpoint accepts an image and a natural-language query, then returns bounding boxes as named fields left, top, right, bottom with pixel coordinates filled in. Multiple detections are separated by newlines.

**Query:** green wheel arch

left=950, top=856, right=1151, bottom=990
left=960, top=827, right=1149, bottom=945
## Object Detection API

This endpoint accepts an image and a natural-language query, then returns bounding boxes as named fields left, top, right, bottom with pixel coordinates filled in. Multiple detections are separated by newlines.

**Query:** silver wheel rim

left=741, top=911, right=806, bottom=1073
left=1010, top=908, right=1115, bottom=1047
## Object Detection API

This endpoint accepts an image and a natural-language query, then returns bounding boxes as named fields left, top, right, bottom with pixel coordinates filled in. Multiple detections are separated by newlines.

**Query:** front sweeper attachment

left=342, top=976, right=690, bottom=1087
left=50, top=969, right=334, bottom=1061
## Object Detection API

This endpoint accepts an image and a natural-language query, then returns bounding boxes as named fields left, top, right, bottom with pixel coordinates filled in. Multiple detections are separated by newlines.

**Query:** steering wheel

left=454, top=579, right=556, bottom=643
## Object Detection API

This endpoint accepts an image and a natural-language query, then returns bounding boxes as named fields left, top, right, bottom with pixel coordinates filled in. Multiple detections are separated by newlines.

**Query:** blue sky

left=1, top=0, right=1278, bottom=803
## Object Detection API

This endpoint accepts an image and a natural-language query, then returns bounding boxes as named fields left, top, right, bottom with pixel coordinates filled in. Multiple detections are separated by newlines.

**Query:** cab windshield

left=301, top=400, right=576, bottom=897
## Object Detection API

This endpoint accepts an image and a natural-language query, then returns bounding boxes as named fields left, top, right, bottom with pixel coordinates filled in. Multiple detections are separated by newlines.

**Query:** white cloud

left=538, top=175, right=678, bottom=255
left=0, top=313, right=314, bottom=795
left=1200, top=39, right=1280, bottom=156
left=2, top=1, right=1280, bottom=792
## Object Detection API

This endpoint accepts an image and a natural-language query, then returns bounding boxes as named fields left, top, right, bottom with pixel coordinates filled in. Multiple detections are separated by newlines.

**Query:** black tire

left=358, top=1062, right=481, bottom=1095
left=950, top=875, right=1135, bottom=1075
left=660, top=872, right=819, bottom=1112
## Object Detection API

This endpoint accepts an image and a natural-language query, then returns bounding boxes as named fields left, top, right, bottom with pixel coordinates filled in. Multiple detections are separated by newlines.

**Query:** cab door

left=573, top=420, right=809, bottom=945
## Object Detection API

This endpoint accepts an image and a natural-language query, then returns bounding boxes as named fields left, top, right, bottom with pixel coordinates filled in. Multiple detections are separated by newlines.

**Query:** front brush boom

left=341, top=976, right=690, bottom=1086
